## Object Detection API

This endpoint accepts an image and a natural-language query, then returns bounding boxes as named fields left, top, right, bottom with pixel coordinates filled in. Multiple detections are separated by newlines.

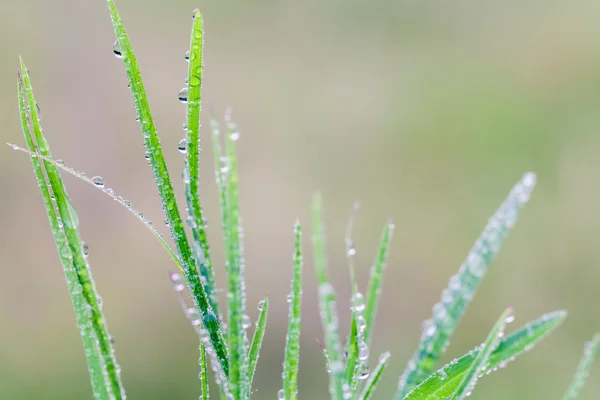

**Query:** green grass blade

left=364, top=221, right=394, bottom=347
left=358, top=352, right=391, bottom=400
left=17, top=74, right=109, bottom=399
left=283, top=222, right=303, bottom=400
left=106, top=0, right=229, bottom=377
left=19, top=61, right=125, bottom=399
left=452, top=307, right=513, bottom=400
left=562, top=332, right=600, bottom=400
left=248, top=297, right=269, bottom=390
left=402, top=310, right=566, bottom=400
left=200, top=343, right=209, bottom=400
left=182, top=9, right=220, bottom=319
left=312, top=193, right=345, bottom=399
left=395, top=172, right=537, bottom=398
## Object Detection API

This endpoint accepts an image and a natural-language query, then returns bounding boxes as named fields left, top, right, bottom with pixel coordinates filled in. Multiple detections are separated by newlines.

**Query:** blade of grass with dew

left=106, top=0, right=229, bottom=376
left=220, top=115, right=250, bottom=399
left=9, top=144, right=183, bottom=272
left=562, top=332, right=600, bottom=400
left=312, top=193, right=345, bottom=399
left=182, top=9, right=220, bottom=319
left=358, top=352, right=391, bottom=400
left=342, top=204, right=369, bottom=395
left=452, top=307, right=513, bottom=400
left=363, top=220, right=394, bottom=347
left=200, top=343, right=209, bottom=400
left=402, top=310, right=566, bottom=400
left=282, top=222, right=303, bottom=400
left=395, top=172, right=537, bottom=399
left=16, top=74, right=108, bottom=399
left=248, top=297, right=269, bottom=390
left=19, top=61, right=125, bottom=399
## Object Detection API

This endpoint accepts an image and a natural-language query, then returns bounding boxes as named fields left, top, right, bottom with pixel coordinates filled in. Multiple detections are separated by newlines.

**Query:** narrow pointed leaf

left=200, top=343, right=209, bottom=400
left=106, top=0, right=228, bottom=376
left=312, top=193, right=345, bottom=399
left=402, top=310, right=566, bottom=400
left=452, top=307, right=513, bottom=400
left=395, top=172, right=537, bottom=398
left=562, top=332, right=600, bottom=400
left=359, top=352, right=391, bottom=400
left=283, top=222, right=303, bottom=400
left=248, top=297, right=269, bottom=390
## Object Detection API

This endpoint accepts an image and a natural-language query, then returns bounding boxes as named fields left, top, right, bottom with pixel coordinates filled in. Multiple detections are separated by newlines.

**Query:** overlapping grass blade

left=364, top=221, right=394, bottom=347
left=182, top=9, right=220, bottom=318
left=402, top=310, right=566, bottom=400
left=282, top=222, right=303, bottom=400
left=311, top=193, right=345, bottom=399
left=358, top=352, right=391, bottom=400
left=17, top=74, right=108, bottom=399
left=562, top=332, right=600, bottom=400
left=106, top=0, right=229, bottom=376
left=452, top=307, right=513, bottom=400
left=248, top=297, right=269, bottom=390
left=395, top=172, right=537, bottom=399
left=18, top=61, right=125, bottom=399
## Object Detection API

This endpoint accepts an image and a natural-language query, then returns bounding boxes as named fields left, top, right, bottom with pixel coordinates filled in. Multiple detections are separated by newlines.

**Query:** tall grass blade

left=19, top=61, right=125, bottom=399
left=562, top=333, right=600, bottom=400
left=16, top=74, right=108, bottom=399
left=395, top=172, right=537, bottom=398
left=106, top=0, right=229, bottom=377
left=200, top=343, right=209, bottom=400
left=402, top=310, right=566, bottom=400
left=364, top=221, right=394, bottom=347
left=452, top=307, right=513, bottom=400
left=182, top=9, right=220, bottom=319
left=311, top=193, right=345, bottom=399
left=283, top=222, right=303, bottom=400
left=248, top=297, right=269, bottom=390
left=358, top=352, right=391, bottom=400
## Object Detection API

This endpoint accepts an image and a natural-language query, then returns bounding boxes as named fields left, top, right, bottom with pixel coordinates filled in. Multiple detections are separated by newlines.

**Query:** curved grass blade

left=106, top=0, right=229, bottom=377
left=364, top=220, right=394, bottom=347
left=395, top=172, right=537, bottom=399
left=182, top=9, right=220, bottom=319
left=17, top=74, right=108, bottom=399
left=402, top=310, right=566, bottom=400
left=358, top=352, right=391, bottom=400
left=283, top=222, right=303, bottom=400
left=562, top=332, right=600, bottom=400
left=312, top=193, right=345, bottom=399
left=248, top=297, right=269, bottom=390
left=452, top=307, right=513, bottom=400
left=19, top=61, right=125, bottom=399
left=8, top=143, right=182, bottom=272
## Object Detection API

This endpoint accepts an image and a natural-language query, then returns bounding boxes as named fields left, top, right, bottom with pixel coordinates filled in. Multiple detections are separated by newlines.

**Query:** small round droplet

left=230, top=131, right=240, bottom=141
left=82, top=241, right=89, bottom=257
left=112, top=41, right=122, bottom=58
left=184, top=50, right=190, bottom=62
left=91, top=176, right=105, bottom=188
left=358, top=364, right=370, bottom=380
left=192, top=8, right=200, bottom=19
left=144, top=151, right=150, bottom=160
left=178, top=138, right=187, bottom=153
left=178, top=88, right=188, bottom=103
left=277, top=389, right=284, bottom=400
left=242, top=314, right=251, bottom=329
left=257, top=300, right=265, bottom=311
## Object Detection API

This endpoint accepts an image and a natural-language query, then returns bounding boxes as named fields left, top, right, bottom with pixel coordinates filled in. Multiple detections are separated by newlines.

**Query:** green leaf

left=395, top=172, right=537, bottom=398
left=183, top=9, right=220, bottom=320
left=18, top=62, right=124, bottom=399
left=402, top=310, right=566, bottom=400
left=248, top=297, right=269, bottom=390
left=200, top=343, right=209, bottom=400
left=283, top=222, right=303, bottom=400
left=358, top=352, right=391, bottom=400
left=453, top=307, right=513, bottom=400
left=562, top=332, right=600, bottom=400
left=106, top=0, right=229, bottom=377
left=311, top=193, right=345, bottom=399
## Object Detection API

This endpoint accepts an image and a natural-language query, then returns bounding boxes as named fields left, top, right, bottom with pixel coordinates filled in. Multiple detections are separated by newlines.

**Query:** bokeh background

left=1, top=0, right=600, bottom=399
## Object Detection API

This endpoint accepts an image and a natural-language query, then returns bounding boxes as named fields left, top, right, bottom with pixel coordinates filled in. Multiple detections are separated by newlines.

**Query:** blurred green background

left=2, top=0, right=600, bottom=398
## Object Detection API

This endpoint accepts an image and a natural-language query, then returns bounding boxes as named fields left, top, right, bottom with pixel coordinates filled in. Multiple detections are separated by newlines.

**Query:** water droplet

left=123, top=200, right=131, bottom=208
left=82, top=241, right=89, bottom=257
left=192, top=8, right=200, bottom=19
left=229, top=131, right=240, bottom=141
left=144, top=151, right=150, bottom=160
left=178, top=138, right=187, bottom=153
left=91, top=176, right=105, bottom=188
left=242, top=314, right=251, bottom=329
left=286, top=293, right=293, bottom=303
left=178, top=88, right=188, bottom=103
left=257, top=300, right=265, bottom=311
left=358, top=364, right=370, bottom=380
left=277, top=389, right=284, bottom=399
left=505, top=313, right=515, bottom=324
left=351, top=292, right=365, bottom=312
left=358, top=342, right=369, bottom=361
left=184, top=50, right=190, bottom=62
left=112, top=41, right=122, bottom=58
left=97, top=295, right=103, bottom=308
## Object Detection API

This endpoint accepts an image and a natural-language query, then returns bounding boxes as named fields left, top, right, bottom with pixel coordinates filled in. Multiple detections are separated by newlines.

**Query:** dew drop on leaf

left=112, top=40, right=122, bottom=58
left=178, top=138, right=187, bottom=153
left=91, top=176, right=105, bottom=188
left=178, top=88, right=188, bottom=103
